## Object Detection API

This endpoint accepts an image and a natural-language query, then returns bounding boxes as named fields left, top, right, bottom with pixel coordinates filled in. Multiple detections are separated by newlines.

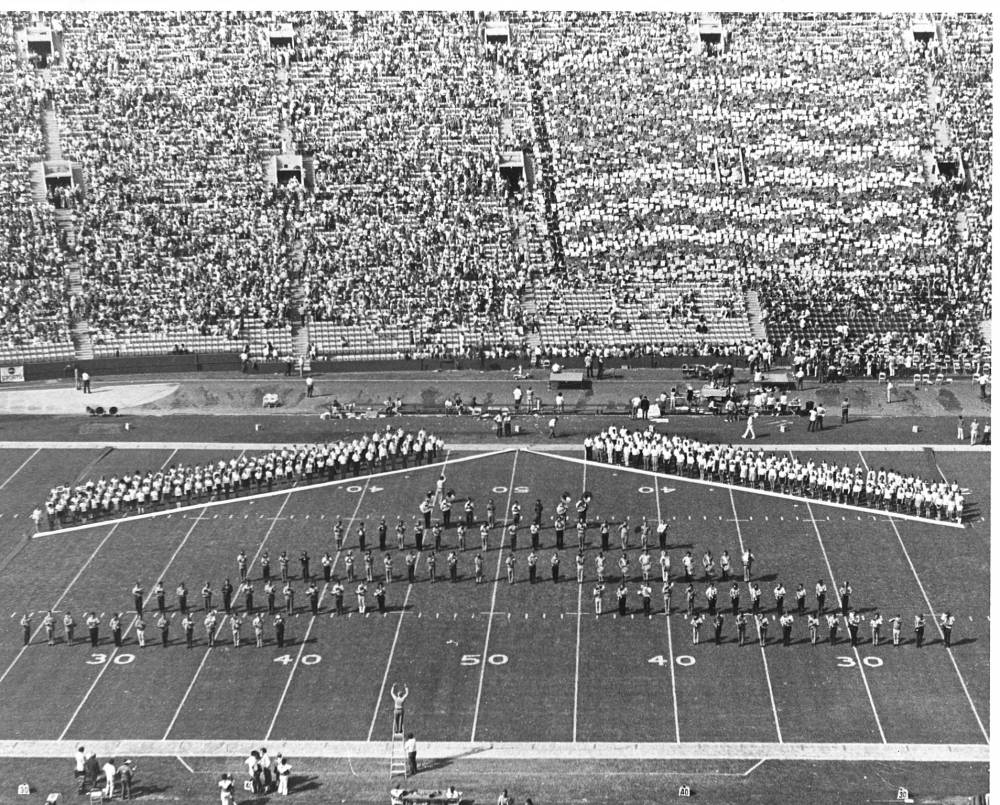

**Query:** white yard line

left=366, top=583, right=414, bottom=742
left=572, top=579, right=583, bottom=743
left=804, top=500, right=887, bottom=744
left=884, top=517, right=989, bottom=743
left=0, top=447, right=40, bottom=491
left=264, top=478, right=371, bottom=741
left=59, top=509, right=210, bottom=739
left=572, top=458, right=586, bottom=743
left=176, top=756, right=195, bottom=774
left=162, top=491, right=295, bottom=740
left=728, top=488, right=783, bottom=744
left=470, top=450, right=520, bottom=743
left=656, top=476, right=681, bottom=743
left=0, top=521, right=120, bottom=687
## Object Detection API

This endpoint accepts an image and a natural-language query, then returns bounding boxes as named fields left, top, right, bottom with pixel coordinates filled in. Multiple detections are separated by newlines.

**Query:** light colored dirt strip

left=0, top=741, right=986, bottom=762
left=0, top=441, right=989, bottom=452
left=32, top=449, right=516, bottom=539
left=526, top=450, right=968, bottom=529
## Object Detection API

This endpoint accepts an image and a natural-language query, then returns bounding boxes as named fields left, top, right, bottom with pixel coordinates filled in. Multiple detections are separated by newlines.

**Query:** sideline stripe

left=885, top=516, right=990, bottom=743
left=0, top=522, right=120, bottom=687
left=32, top=449, right=517, bottom=539
left=0, top=447, right=40, bottom=491
left=470, top=450, right=520, bottom=743
left=524, top=450, right=966, bottom=530
left=728, top=488, right=782, bottom=743
left=0, top=740, right=985, bottom=763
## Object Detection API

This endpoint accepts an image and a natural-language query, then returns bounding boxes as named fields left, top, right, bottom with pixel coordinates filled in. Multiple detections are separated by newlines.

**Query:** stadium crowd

left=0, top=27, right=70, bottom=349
left=584, top=425, right=967, bottom=522
left=42, top=428, right=444, bottom=527
left=0, top=12, right=991, bottom=365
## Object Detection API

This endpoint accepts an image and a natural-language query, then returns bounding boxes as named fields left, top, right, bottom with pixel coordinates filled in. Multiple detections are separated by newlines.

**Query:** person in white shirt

left=102, top=758, right=118, bottom=799
left=218, top=773, right=235, bottom=804
left=275, top=755, right=291, bottom=795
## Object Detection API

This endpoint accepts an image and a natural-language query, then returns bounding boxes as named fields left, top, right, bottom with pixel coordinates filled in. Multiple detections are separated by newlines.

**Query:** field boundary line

left=265, top=478, right=371, bottom=741
left=655, top=477, right=681, bottom=743
left=727, top=488, right=783, bottom=743
left=33, top=449, right=517, bottom=540
left=0, top=521, right=120, bottom=687
left=0, top=740, right=986, bottom=762
left=58, top=508, right=209, bottom=740
left=163, top=489, right=295, bottom=740
left=524, top=450, right=965, bottom=529
left=804, top=500, right=887, bottom=744
left=0, top=447, right=40, bottom=491
left=470, top=450, right=519, bottom=743
left=885, top=517, right=989, bottom=743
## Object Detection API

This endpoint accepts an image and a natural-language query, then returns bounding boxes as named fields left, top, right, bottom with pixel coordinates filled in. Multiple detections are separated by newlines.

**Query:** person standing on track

left=780, top=613, right=794, bottom=646
left=201, top=581, right=213, bottom=613
left=183, top=613, right=195, bottom=648
left=914, top=613, right=926, bottom=647
left=158, top=612, right=170, bottom=647
left=63, top=611, right=76, bottom=645
left=847, top=611, right=860, bottom=646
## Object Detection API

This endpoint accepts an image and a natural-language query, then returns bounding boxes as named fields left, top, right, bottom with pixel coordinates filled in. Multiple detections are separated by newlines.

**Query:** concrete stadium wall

left=17, top=352, right=749, bottom=381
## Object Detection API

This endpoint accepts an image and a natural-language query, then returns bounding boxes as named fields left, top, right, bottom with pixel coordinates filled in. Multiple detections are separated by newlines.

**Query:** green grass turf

left=0, top=446, right=989, bottom=802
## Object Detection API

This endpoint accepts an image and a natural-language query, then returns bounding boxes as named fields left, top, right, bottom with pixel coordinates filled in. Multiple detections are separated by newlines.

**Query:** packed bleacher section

left=43, top=428, right=444, bottom=528
left=516, top=11, right=990, bottom=366
left=287, top=12, right=529, bottom=359
left=0, top=12, right=991, bottom=368
left=585, top=425, right=967, bottom=522
left=0, top=22, right=73, bottom=361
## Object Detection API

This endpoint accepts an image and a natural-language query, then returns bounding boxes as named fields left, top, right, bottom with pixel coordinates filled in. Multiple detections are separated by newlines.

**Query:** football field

left=0, top=442, right=989, bottom=802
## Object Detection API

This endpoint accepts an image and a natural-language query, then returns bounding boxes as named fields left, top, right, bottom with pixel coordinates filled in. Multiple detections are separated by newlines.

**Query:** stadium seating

left=0, top=12, right=991, bottom=369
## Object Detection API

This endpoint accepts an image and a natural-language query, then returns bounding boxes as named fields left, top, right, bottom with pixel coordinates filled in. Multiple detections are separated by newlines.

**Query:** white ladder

left=389, top=728, right=407, bottom=779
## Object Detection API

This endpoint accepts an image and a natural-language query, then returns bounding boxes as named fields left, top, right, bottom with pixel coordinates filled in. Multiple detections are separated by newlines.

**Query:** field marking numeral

left=638, top=486, right=654, bottom=494
left=675, top=655, right=696, bottom=667
left=85, top=653, right=134, bottom=665
left=648, top=654, right=669, bottom=666
left=837, top=655, right=883, bottom=668
left=274, top=654, right=322, bottom=666
left=461, top=653, right=508, bottom=666
left=346, top=486, right=363, bottom=493
left=492, top=486, right=529, bottom=494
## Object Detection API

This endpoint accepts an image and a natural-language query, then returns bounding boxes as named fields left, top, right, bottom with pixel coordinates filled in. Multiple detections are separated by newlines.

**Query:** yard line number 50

left=460, top=653, right=509, bottom=666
